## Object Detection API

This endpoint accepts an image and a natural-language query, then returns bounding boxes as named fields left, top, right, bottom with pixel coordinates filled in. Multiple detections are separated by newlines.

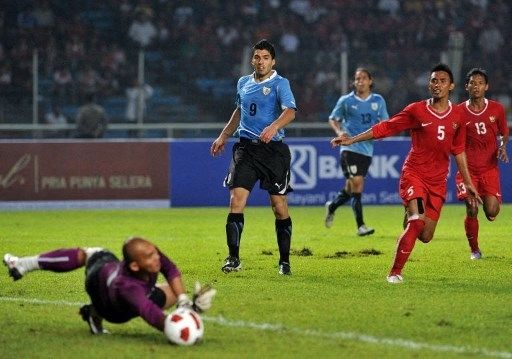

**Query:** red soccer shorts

left=399, top=170, right=446, bottom=221
left=455, top=167, right=502, bottom=203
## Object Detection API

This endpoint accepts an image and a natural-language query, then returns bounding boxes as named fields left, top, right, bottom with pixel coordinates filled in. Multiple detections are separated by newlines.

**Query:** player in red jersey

left=455, top=68, right=509, bottom=260
left=331, top=63, right=481, bottom=284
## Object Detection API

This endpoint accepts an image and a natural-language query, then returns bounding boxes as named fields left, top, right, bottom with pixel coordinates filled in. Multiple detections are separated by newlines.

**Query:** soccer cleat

left=79, top=305, right=108, bottom=334
left=386, top=274, right=403, bottom=284
left=470, top=251, right=482, bottom=260
left=278, top=262, right=292, bottom=275
left=357, top=224, right=375, bottom=236
left=324, top=201, right=335, bottom=228
left=221, top=256, right=241, bottom=273
left=3, top=253, right=25, bottom=281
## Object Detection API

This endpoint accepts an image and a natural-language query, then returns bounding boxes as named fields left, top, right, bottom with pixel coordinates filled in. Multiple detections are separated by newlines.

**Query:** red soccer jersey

left=372, top=99, right=466, bottom=183
left=458, top=99, right=509, bottom=175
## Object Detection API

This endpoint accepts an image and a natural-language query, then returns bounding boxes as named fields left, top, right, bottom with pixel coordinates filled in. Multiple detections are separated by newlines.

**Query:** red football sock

left=389, top=218, right=425, bottom=276
left=464, top=216, right=479, bottom=252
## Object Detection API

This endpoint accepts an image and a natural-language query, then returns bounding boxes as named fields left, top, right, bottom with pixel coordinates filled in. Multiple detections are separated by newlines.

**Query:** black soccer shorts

left=340, top=150, right=372, bottom=179
left=224, top=138, right=293, bottom=195
left=84, top=250, right=119, bottom=319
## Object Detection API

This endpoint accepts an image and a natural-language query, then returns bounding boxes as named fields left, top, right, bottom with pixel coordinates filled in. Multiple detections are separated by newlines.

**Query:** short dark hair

left=431, top=63, right=454, bottom=83
left=465, top=67, right=488, bottom=84
left=253, top=39, right=275, bottom=59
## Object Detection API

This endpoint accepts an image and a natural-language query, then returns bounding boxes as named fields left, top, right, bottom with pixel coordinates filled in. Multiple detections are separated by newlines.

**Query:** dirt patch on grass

left=325, top=251, right=353, bottom=259
left=358, top=248, right=382, bottom=256
left=291, top=247, right=313, bottom=256
left=325, top=248, right=383, bottom=259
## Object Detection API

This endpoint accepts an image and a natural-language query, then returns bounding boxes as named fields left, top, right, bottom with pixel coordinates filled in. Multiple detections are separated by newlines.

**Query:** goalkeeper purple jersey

left=95, top=249, right=181, bottom=329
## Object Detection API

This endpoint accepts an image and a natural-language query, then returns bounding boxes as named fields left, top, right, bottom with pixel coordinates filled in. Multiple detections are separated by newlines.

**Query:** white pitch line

left=204, top=315, right=512, bottom=358
left=1, top=296, right=511, bottom=358
left=0, top=296, right=85, bottom=307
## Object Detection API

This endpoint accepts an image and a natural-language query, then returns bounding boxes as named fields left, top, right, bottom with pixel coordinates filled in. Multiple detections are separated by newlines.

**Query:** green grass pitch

left=0, top=204, right=511, bottom=358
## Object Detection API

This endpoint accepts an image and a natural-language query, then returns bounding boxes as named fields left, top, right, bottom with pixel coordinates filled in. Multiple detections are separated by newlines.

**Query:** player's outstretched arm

left=331, top=128, right=374, bottom=147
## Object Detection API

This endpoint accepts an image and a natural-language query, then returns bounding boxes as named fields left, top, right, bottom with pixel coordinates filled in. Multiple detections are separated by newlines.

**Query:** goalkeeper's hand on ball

left=176, top=293, right=193, bottom=309
left=192, top=281, right=217, bottom=313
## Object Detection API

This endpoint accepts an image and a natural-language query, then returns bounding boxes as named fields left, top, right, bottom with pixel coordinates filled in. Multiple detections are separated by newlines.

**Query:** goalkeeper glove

left=176, top=293, right=193, bottom=309
left=192, top=281, right=217, bottom=313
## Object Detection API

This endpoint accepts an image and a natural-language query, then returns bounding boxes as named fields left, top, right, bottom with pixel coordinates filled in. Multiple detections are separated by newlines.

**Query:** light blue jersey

left=329, top=91, right=389, bottom=157
left=236, top=71, right=297, bottom=141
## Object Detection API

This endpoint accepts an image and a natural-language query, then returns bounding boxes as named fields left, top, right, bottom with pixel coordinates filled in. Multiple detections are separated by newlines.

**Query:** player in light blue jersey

left=325, top=68, right=389, bottom=236
left=210, top=39, right=297, bottom=275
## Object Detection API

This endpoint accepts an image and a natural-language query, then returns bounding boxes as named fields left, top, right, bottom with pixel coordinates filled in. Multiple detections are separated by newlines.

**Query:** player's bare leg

left=417, top=217, right=438, bottom=243
left=482, top=195, right=500, bottom=221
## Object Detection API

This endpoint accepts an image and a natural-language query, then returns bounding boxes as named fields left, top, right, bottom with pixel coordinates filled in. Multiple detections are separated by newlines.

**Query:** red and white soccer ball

left=164, top=307, right=204, bottom=345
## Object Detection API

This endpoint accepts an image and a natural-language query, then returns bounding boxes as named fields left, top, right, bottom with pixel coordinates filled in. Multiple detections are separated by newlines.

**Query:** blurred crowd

left=0, top=0, right=511, bottom=126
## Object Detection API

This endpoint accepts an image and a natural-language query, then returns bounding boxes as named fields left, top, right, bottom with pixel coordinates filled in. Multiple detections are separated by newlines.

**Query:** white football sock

left=18, top=256, right=40, bottom=274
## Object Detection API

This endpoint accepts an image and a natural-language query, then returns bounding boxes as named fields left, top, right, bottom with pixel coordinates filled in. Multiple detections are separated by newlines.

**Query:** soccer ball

left=164, top=307, right=204, bottom=345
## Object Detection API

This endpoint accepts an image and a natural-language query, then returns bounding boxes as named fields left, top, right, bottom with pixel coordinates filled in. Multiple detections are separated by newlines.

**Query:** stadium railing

left=0, top=122, right=334, bottom=139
